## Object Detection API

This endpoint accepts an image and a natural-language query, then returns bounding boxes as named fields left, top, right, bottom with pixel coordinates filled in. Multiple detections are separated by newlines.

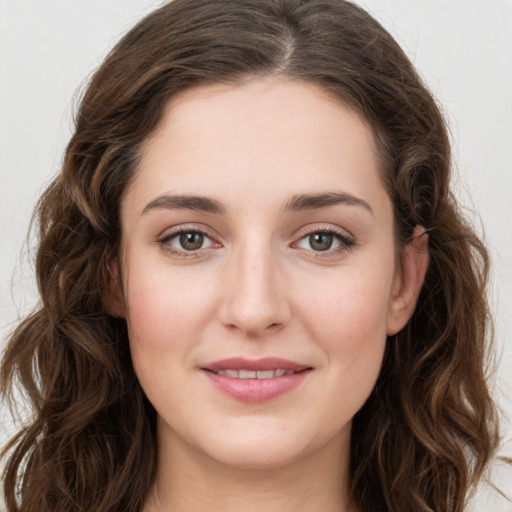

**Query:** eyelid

left=157, top=222, right=218, bottom=239
left=297, top=223, right=355, bottom=239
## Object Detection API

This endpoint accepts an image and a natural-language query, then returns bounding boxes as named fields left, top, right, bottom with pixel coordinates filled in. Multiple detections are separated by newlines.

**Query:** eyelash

left=157, top=225, right=357, bottom=259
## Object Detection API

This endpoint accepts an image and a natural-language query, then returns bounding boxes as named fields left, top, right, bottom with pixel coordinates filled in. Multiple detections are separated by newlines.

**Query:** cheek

left=300, top=264, right=393, bottom=342
left=121, top=268, right=208, bottom=407
left=294, top=257, right=394, bottom=386
left=123, top=260, right=215, bottom=351
left=122, top=261, right=215, bottom=400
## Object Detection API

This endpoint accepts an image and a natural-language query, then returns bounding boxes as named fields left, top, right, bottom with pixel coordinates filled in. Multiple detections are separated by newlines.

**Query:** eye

left=294, top=229, right=356, bottom=254
left=300, top=232, right=338, bottom=251
left=158, top=229, right=217, bottom=255
left=175, top=231, right=208, bottom=251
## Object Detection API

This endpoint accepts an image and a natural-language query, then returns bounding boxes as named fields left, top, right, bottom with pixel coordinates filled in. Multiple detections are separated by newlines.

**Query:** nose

left=218, top=242, right=291, bottom=337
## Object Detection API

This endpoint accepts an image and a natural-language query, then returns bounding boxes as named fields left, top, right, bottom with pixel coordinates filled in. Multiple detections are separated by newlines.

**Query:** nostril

left=217, top=279, right=291, bottom=334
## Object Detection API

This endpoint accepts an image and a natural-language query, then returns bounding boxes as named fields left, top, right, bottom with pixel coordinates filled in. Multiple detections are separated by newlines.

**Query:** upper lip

left=202, top=357, right=311, bottom=372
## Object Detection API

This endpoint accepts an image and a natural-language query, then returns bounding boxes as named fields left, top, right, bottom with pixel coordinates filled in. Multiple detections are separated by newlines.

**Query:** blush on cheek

left=308, top=284, right=389, bottom=337
left=125, top=288, right=176, bottom=353
left=125, top=280, right=213, bottom=355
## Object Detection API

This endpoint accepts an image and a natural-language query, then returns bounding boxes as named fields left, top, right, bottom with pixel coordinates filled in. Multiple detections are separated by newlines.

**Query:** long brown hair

left=1, top=1, right=499, bottom=510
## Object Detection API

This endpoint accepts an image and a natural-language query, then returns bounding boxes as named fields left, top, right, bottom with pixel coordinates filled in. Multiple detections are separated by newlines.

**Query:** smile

left=201, top=358, right=312, bottom=402
left=213, top=369, right=297, bottom=379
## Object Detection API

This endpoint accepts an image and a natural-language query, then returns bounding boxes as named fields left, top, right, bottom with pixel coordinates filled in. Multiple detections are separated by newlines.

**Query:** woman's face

left=115, top=77, right=421, bottom=470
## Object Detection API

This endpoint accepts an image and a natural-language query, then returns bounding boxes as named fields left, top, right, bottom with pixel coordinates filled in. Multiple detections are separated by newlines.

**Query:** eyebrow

left=142, top=194, right=226, bottom=215
left=141, top=191, right=373, bottom=216
left=283, top=192, right=374, bottom=216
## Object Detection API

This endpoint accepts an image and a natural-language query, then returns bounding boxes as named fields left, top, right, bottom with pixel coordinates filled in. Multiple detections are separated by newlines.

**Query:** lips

left=203, top=357, right=310, bottom=373
left=201, top=357, right=312, bottom=403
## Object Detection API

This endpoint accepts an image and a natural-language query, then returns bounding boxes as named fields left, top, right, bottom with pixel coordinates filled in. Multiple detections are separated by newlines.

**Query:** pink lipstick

left=201, top=357, right=312, bottom=403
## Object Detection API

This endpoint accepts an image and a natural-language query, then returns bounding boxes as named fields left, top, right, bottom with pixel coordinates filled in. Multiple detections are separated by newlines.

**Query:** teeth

left=239, top=370, right=256, bottom=379
left=256, top=370, right=274, bottom=379
left=216, top=368, right=295, bottom=379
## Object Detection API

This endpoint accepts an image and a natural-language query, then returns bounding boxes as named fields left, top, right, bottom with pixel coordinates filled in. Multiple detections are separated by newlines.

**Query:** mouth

left=201, top=357, right=312, bottom=403
left=209, top=368, right=302, bottom=379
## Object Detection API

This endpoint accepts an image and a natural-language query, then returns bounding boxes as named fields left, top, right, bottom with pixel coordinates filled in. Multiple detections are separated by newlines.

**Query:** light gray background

left=1, top=1, right=511, bottom=509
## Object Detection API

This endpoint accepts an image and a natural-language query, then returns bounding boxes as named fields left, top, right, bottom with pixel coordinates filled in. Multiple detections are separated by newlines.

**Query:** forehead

left=147, top=77, right=376, bottom=160
left=124, top=77, right=389, bottom=218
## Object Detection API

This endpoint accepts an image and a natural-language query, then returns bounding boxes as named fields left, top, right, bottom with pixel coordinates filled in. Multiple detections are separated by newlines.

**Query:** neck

left=144, top=424, right=355, bottom=512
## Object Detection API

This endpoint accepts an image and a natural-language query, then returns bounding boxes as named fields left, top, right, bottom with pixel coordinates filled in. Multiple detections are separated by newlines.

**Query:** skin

left=109, top=76, right=428, bottom=512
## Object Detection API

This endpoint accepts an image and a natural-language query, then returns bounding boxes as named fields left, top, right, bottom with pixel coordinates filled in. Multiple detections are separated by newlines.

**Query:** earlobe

left=386, top=226, right=429, bottom=336
left=105, top=261, right=126, bottom=318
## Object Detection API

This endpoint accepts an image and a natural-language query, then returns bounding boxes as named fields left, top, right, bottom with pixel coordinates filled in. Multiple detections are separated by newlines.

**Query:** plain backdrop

left=1, top=1, right=511, bottom=510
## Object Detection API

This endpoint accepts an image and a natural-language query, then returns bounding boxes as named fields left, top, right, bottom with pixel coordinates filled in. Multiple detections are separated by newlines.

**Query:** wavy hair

left=1, top=1, right=499, bottom=510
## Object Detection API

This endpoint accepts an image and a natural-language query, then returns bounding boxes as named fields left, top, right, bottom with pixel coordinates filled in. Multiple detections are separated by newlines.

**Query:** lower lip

left=203, top=370, right=311, bottom=403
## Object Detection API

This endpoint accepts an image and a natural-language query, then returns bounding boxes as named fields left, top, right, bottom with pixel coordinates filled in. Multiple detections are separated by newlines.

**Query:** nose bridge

left=220, top=235, right=289, bottom=334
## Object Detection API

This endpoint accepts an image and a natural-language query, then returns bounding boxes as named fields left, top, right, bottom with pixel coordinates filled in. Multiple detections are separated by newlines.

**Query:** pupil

left=180, top=232, right=204, bottom=250
left=310, top=233, right=332, bottom=251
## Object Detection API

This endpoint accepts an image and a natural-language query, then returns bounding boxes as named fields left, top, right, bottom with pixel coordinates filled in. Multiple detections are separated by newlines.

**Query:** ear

left=105, top=260, right=126, bottom=318
left=386, top=225, right=429, bottom=336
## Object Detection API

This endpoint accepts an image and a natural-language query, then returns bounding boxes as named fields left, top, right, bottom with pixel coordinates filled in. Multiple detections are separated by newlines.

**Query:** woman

left=1, top=1, right=499, bottom=511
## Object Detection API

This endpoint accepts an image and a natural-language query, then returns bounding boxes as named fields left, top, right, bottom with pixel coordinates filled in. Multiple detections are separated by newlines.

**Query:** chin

left=189, top=417, right=348, bottom=471
left=205, top=438, right=308, bottom=470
